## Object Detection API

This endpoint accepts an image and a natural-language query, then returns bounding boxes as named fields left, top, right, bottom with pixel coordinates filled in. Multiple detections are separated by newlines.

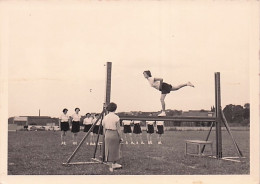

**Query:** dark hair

left=106, top=102, right=117, bottom=112
left=63, top=108, right=68, bottom=113
left=143, top=70, right=152, bottom=77
left=75, top=108, right=80, bottom=111
left=86, top=113, right=91, bottom=116
left=95, top=114, right=99, bottom=117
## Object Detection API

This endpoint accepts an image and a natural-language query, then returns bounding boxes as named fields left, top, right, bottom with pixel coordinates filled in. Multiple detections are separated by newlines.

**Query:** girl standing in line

left=83, top=113, right=94, bottom=145
left=102, top=102, right=123, bottom=172
left=122, top=120, right=134, bottom=145
left=92, top=113, right=103, bottom=145
left=133, top=120, right=145, bottom=145
left=156, top=120, right=164, bottom=144
left=71, top=108, right=81, bottom=145
left=143, top=70, right=194, bottom=116
left=59, top=108, right=70, bottom=145
left=146, top=120, right=155, bottom=144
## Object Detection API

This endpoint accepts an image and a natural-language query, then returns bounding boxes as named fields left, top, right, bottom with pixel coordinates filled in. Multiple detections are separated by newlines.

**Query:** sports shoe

left=150, top=141, right=153, bottom=144
left=187, top=81, right=194, bottom=87
left=158, top=141, right=162, bottom=144
left=148, top=141, right=150, bottom=145
left=136, top=142, right=139, bottom=145
left=131, top=142, right=135, bottom=145
left=112, top=163, right=122, bottom=169
left=158, top=111, right=166, bottom=116
left=61, top=142, right=64, bottom=145
left=125, top=141, right=128, bottom=144
left=64, top=142, right=66, bottom=145
left=141, top=142, right=145, bottom=144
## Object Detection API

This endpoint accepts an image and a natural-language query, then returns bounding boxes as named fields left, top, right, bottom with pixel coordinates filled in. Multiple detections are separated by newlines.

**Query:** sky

left=1, top=1, right=258, bottom=118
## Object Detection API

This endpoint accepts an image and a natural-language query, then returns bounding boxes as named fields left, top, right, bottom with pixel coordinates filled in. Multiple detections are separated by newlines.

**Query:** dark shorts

left=123, top=125, right=132, bottom=133
left=71, top=121, right=80, bottom=133
left=133, top=124, right=142, bottom=134
left=160, top=82, right=172, bottom=94
left=93, top=125, right=103, bottom=135
left=147, top=124, right=154, bottom=134
left=84, top=124, right=92, bottom=132
left=60, top=122, right=69, bottom=131
left=157, top=125, right=164, bottom=134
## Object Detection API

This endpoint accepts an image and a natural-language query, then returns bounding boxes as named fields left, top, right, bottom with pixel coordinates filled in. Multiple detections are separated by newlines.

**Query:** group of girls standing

left=122, top=119, right=164, bottom=145
left=59, top=108, right=104, bottom=146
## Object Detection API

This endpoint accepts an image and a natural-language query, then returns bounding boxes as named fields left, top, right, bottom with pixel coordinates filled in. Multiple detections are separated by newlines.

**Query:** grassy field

left=8, top=130, right=249, bottom=175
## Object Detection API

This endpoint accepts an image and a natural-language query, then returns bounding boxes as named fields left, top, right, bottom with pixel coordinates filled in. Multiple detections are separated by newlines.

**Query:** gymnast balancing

left=143, top=70, right=194, bottom=116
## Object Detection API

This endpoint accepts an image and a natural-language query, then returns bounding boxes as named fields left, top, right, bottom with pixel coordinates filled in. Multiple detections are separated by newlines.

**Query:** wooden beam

left=119, top=115, right=216, bottom=122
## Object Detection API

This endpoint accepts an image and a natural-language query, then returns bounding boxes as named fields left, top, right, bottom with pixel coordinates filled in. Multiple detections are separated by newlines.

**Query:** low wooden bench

left=185, top=140, right=213, bottom=156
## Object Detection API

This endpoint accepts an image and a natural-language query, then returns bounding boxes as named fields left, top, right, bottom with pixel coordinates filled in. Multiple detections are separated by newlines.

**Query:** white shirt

left=156, top=121, right=164, bottom=126
left=133, top=120, right=141, bottom=124
left=92, top=117, right=102, bottom=126
left=147, top=121, right=154, bottom=125
left=59, top=113, right=70, bottom=122
left=147, top=77, right=160, bottom=90
left=103, top=112, right=120, bottom=130
left=83, top=117, right=93, bottom=125
left=123, top=120, right=132, bottom=125
left=71, top=113, right=81, bottom=121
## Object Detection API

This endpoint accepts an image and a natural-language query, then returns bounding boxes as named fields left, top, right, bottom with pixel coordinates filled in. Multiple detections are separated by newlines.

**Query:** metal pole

left=215, top=72, right=222, bottom=158
left=93, top=113, right=104, bottom=158
left=201, top=121, right=214, bottom=153
left=65, top=109, right=106, bottom=164
left=220, top=110, right=243, bottom=158
left=102, top=62, right=112, bottom=162
left=105, top=62, right=112, bottom=108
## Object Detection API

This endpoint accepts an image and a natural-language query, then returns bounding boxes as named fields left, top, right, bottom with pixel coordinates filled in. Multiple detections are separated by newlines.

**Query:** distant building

left=8, top=116, right=59, bottom=127
left=182, top=110, right=214, bottom=117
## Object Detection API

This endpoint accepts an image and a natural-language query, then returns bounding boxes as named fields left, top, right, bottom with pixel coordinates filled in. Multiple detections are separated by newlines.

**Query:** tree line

left=222, top=103, right=250, bottom=126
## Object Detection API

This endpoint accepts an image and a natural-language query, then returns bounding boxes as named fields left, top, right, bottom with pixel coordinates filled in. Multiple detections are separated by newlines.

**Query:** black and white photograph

left=0, top=0, right=259, bottom=184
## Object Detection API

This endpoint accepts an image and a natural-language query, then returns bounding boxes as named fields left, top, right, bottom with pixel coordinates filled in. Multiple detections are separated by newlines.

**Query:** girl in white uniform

left=83, top=113, right=94, bottom=145
left=133, top=120, right=144, bottom=144
left=143, top=70, right=194, bottom=116
left=71, top=108, right=81, bottom=145
left=59, top=108, right=70, bottom=145
left=122, top=120, right=134, bottom=144
left=91, top=114, right=103, bottom=145
left=146, top=120, right=155, bottom=144
left=156, top=120, right=164, bottom=144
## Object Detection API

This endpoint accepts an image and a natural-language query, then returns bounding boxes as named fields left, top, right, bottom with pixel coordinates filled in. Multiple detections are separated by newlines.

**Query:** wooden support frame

left=63, top=64, right=244, bottom=166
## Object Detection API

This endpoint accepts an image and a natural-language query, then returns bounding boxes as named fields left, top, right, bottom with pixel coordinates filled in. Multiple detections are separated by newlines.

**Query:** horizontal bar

left=208, top=156, right=243, bottom=163
left=119, top=115, right=216, bottom=122
left=91, top=158, right=110, bottom=166
left=62, top=161, right=100, bottom=165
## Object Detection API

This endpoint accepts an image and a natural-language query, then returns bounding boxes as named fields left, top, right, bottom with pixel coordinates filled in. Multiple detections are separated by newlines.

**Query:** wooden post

left=105, top=62, right=112, bottom=108
left=102, top=62, right=112, bottom=162
left=215, top=72, right=222, bottom=158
